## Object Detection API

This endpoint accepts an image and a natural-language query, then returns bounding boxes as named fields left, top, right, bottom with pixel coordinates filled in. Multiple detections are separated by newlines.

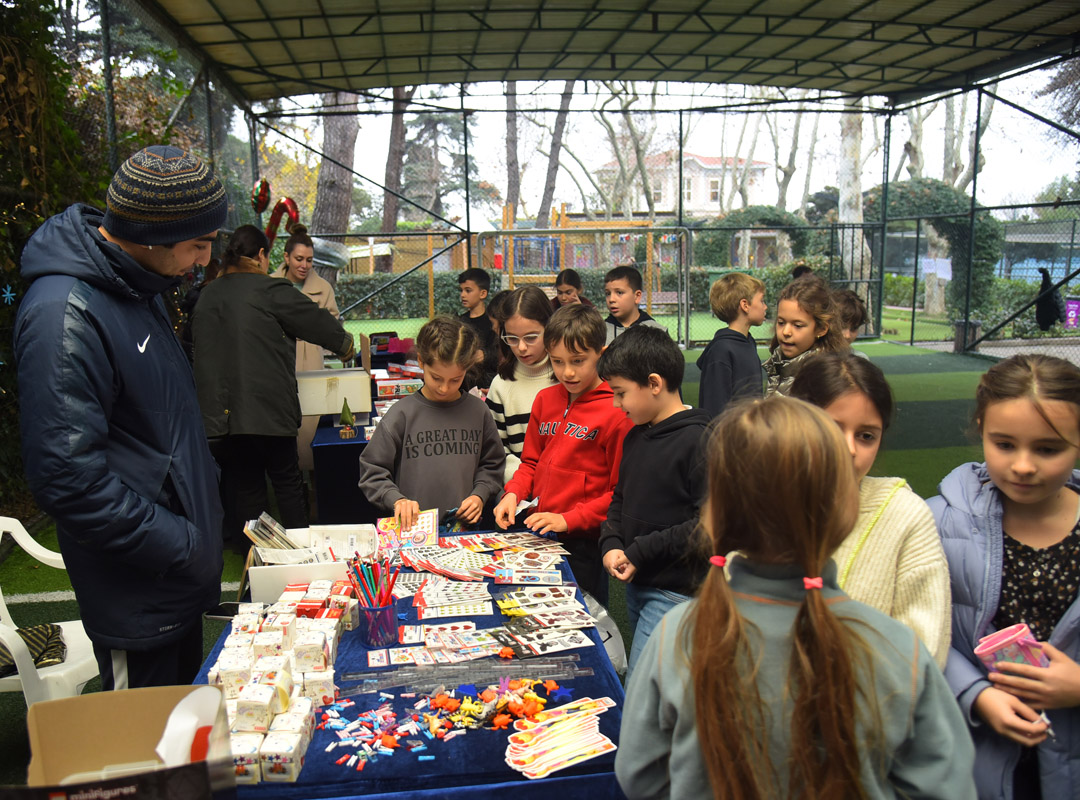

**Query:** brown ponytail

left=685, top=397, right=879, bottom=799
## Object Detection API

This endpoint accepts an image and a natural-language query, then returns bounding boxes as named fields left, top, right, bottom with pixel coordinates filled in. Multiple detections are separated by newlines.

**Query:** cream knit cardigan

left=833, top=476, right=951, bottom=668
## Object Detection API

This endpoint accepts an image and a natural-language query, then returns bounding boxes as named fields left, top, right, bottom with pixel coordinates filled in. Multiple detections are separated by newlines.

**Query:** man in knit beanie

left=14, top=145, right=228, bottom=690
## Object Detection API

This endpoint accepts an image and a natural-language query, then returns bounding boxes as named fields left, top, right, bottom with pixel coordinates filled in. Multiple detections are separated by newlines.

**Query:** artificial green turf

left=887, top=371, right=988, bottom=402
left=880, top=309, right=955, bottom=343
left=0, top=525, right=248, bottom=595
left=871, top=445, right=984, bottom=500
left=870, top=352, right=997, bottom=374
left=889, top=399, right=978, bottom=450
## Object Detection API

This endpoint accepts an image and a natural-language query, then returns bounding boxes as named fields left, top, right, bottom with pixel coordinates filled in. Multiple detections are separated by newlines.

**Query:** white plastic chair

left=0, top=516, right=98, bottom=707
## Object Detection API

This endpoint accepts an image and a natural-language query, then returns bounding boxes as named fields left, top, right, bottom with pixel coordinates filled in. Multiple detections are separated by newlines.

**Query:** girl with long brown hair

left=486, top=286, right=557, bottom=482
left=762, top=276, right=849, bottom=396
left=616, top=396, right=975, bottom=800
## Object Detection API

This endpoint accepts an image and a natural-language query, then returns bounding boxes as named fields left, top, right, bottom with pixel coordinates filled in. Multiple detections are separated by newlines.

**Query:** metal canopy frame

left=120, top=0, right=1080, bottom=354
left=140, top=0, right=1080, bottom=104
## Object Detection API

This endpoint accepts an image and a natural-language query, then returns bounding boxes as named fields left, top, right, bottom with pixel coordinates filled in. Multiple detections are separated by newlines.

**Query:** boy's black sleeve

left=599, top=453, right=628, bottom=557
left=698, top=348, right=733, bottom=418
left=600, top=426, right=640, bottom=556
left=622, top=430, right=708, bottom=569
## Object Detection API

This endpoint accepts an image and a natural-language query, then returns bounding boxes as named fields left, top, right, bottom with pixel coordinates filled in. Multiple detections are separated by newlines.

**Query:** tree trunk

left=956, top=88, right=996, bottom=193
left=311, top=91, right=359, bottom=289
left=725, top=113, right=751, bottom=210
left=505, top=81, right=520, bottom=222
left=768, top=104, right=803, bottom=212
left=377, top=86, right=415, bottom=272
left=838, top=97, right=870, bottom=280
left=536, top=80, right=574, bottom=227
left=799, top=111, right=821, bottom=217
left=895, top=104, right=934, bottom=182
left=735, top=113, right=762, bottom=209
left=943, top=95, right=968, bottom=186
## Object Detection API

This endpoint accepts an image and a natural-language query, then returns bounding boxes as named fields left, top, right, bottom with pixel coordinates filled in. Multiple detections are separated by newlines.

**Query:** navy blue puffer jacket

left=14, top=205, right=223, bottom=650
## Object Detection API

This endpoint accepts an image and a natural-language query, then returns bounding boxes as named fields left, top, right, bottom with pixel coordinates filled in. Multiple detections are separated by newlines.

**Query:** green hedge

left=337, top=267, right=717, bottom=318
left=337, top=272, right=505, bottom=319
left=330, top=262, right=840, bottom=321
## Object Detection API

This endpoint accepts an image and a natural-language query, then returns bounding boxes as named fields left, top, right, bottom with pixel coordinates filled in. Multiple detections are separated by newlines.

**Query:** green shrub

left=971, top=277, right=1080, bottom=339
left=884, top=274, right=918, bottom=307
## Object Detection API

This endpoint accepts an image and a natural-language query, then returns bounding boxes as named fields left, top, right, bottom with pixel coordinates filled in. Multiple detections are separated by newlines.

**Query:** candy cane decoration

left=264, top=197, right=299, bottom=247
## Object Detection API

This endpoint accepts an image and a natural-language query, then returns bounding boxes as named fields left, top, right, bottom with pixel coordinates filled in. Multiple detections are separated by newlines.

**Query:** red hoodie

left=504, top=381, right=634, bottom=538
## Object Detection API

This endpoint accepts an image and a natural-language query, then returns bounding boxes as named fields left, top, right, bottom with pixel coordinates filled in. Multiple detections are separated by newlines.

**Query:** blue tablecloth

left=197, top=550, right=627, bottom=799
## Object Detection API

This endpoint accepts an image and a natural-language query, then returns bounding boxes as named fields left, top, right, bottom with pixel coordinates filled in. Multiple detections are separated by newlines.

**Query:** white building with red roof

left=596, top=150, right=771, bottom=217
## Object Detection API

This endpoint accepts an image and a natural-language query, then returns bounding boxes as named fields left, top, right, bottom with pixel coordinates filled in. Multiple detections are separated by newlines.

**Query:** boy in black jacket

left=597, top=326, right=711, bottom=678
left=697, top=271, right=767, bottom=417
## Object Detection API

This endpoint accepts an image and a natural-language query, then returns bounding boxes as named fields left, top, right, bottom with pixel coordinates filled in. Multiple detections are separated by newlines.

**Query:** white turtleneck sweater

left=485, top=356, right=556, bottom=483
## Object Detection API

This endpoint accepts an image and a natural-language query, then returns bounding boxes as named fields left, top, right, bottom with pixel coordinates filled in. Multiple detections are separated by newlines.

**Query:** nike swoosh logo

left=137, top=334, right=150, bottom=353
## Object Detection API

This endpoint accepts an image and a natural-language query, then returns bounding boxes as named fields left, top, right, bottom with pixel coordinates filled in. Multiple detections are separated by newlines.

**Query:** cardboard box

left=259, top=732, right=305, bottom=783
left=246, top=525, right=376, bottom=604
left=229, top=732, right=264, bottom=785
left=296, top=367, right=371, bottom=416
left=24, top=685, right=234, bottom=797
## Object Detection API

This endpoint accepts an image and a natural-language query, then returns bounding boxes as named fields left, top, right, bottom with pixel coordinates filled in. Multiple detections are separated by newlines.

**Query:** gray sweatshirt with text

left=358, top=391, right=505, bottom=517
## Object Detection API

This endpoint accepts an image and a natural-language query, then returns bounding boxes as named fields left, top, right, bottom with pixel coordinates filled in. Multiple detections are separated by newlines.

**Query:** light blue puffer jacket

left=929, top=462, right=1080, bottom=800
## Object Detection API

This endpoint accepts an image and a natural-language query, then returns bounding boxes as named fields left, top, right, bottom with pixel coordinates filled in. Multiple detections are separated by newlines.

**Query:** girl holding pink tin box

left=930, top=354, right=1080, bottom=800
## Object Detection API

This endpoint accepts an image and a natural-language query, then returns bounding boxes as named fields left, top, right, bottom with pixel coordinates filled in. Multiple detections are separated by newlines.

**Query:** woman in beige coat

left=271, top=224, right=339, bottom=471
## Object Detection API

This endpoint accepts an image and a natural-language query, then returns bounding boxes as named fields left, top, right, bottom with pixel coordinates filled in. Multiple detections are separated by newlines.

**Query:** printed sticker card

left=375, top=508, right=439, bottom=550
left=418, top=601, right=493, bottom=620
left=494, top=569, right=563, bottom=585
left=501, top=550, right=562, bottom=571
left=366, top=649, right=389, bottom=668
left=422, top=621, right=477, bottom=636
left=492, top=627, right=594, bottom=657
left=388, top=647, right=417, bottom=666
left=497, top=586, right=579, bottom=611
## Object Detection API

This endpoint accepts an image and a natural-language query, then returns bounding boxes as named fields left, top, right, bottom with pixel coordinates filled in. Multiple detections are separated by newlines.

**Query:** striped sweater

left=833, top=475, right=952, bottom=668
left=485, top=356, right=555, bottom=484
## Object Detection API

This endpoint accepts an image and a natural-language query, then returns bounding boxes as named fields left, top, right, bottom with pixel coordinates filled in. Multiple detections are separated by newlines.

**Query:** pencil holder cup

left=358, top=603, right=396, bottom=649
left=974, top=623, right=1048, bottom=672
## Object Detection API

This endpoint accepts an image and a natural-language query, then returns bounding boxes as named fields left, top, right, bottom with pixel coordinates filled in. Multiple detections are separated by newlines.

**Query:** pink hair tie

left=803, top=576, right=824, bottom=590
left=709, top=555, right=727, bottom=569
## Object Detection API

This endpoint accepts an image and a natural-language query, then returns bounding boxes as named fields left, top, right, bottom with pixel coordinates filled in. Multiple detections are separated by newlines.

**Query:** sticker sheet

left=418, top=601, right=494, bottom=620
left=503, top=697, right=617, bottom=780
left=375, top=509, right=439, bottom=550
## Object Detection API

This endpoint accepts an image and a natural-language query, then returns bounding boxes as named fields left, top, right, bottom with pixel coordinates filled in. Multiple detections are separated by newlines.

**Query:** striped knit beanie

left=103, top=145, right=228, bottom=245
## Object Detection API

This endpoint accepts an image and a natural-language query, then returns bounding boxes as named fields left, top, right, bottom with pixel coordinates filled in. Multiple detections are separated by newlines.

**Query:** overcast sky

left=262, top=66, right=1078, bottom=230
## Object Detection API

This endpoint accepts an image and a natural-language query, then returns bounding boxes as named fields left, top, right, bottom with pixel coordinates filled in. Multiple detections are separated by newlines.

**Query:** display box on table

left=248, top=524, right=376, bottom=604
left=296, top=367, right=372, bottom=417
left=13, top=685, right=234, bottom=799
